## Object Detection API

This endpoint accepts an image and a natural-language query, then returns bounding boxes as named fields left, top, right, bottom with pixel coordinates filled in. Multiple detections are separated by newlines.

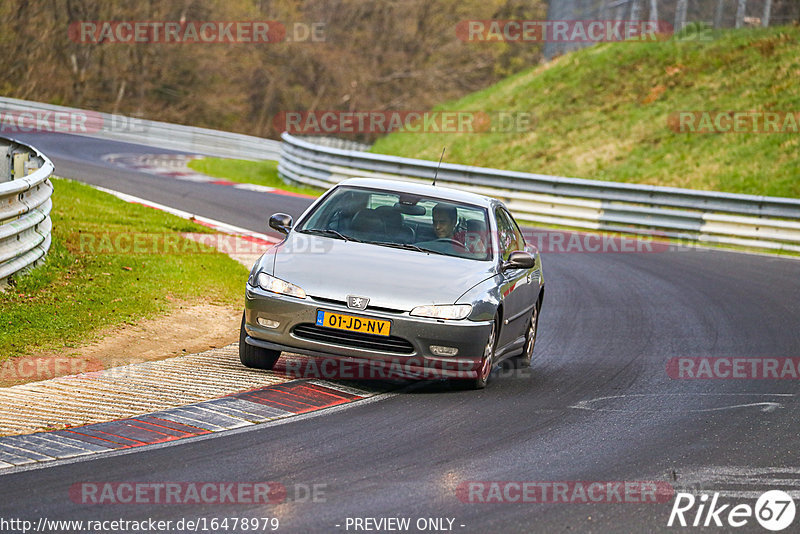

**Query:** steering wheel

left=436, top=238, right=467, bottom=250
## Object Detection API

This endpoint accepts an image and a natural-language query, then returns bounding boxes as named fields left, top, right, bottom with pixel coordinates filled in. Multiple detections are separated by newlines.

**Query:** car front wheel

left=511, top=304, right=538, bottom=369
left=470, top=318, right=497, bottom=389
left=239, top=312, right=281, bottom=370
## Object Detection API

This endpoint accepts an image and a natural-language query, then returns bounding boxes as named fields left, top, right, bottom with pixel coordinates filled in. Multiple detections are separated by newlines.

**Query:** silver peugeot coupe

left=240, top=178, right=543, bottom=388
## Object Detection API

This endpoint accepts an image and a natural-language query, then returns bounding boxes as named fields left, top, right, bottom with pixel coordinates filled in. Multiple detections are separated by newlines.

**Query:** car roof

left=335, top=178, right=498, bottom=209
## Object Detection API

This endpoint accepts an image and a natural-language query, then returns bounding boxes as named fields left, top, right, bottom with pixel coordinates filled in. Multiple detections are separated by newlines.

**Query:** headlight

left=410, top=304, right=472, bottom=320
left=255, top=272, right=307, bottom=299
left=247, top=261, right=260, bottom=286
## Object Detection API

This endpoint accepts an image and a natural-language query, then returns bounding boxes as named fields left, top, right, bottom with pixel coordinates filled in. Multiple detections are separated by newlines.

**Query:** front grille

left=309, top=296, right=405, bottom=315
left=293, top=324, right=415, bottom=354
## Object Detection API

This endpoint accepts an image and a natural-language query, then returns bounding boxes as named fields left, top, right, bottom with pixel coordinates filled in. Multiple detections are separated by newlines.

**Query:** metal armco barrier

left=0, top=97, right=281, bottom=161
left=0, top=137, right=54, bottom=286
left=279, top=132, right=800, bottom=252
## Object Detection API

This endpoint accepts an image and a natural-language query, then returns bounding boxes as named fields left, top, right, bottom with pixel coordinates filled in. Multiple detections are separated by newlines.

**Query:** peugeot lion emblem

left=347, top=295, right=369, bottom=310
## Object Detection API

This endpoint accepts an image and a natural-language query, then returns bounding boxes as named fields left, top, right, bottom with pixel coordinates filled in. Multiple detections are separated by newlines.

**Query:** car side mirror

left=268, top=213, right=293, bottom=235
left=501, top=250, right=535, bottom=271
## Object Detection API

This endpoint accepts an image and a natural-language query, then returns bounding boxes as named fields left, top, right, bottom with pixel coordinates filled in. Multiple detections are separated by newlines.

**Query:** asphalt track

left=2, top=132, right=800, bottom=533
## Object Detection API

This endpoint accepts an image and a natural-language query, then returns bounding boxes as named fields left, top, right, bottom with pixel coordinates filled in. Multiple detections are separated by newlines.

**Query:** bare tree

left=0, top=0, right=552, bottom=139
left=762, top=0, right=773, bottom=26
left=675, top=0, right=688, bottom=31
left=630, top=0, right=642, bottom=21
left=715, top=0, right=726, bottom=28
left=736, top=0, right=747, bottom=27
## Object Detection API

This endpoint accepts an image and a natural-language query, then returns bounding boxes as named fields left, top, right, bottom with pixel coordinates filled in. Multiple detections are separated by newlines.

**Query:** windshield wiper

left=299, top=228, right=360, bottom=242
left=414, top=245, right=450, bottom=256
left=367, top=241, right=448, bottom=256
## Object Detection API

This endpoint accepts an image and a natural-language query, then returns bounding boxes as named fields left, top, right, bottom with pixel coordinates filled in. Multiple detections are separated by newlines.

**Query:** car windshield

left=297, top=186, right=492, bottom=261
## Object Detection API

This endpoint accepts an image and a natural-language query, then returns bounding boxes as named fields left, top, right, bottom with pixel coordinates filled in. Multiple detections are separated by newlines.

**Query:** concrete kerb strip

left=0, top=344, right=384, bottom=470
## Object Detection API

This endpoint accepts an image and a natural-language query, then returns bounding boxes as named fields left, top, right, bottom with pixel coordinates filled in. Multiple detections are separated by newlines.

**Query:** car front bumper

left=244, top=286, right=493, bottom=379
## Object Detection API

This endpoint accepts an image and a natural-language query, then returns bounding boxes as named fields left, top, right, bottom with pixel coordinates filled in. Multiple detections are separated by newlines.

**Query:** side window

left=495, top=208, right=520, bottom=261
left=509, top=211, right=526, bottom=252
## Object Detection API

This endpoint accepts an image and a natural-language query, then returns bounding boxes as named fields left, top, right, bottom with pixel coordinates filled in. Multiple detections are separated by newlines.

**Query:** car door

left=495, top=207, right=537, bottom=351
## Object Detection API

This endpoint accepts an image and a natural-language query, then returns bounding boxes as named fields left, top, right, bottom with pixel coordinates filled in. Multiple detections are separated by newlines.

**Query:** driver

left=432, top=203, right=458, bottom=240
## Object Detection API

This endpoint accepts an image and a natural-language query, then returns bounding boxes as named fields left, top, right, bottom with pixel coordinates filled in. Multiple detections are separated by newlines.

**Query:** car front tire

left=511, top=304, right=539, bottom=369
left=470, top=317, right=497, bottom=389
left=239, top=312, right=281, bottom=370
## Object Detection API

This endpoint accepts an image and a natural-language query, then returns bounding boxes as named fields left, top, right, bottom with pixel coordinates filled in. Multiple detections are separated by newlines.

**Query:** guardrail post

left=12, top=152, right=28, bottom=179
left=1, top=145, right=11, bottom=183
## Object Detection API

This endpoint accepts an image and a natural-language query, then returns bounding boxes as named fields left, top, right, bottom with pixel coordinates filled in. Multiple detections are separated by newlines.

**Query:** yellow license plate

left=316, top=310, right=391, bottom=336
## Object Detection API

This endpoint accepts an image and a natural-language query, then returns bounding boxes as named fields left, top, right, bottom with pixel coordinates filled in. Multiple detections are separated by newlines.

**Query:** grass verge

left=372, top=26, right=800, bottom=198
left=187, top=157, right=322, bottom=197
left=0, top=177, right=248, bottom=361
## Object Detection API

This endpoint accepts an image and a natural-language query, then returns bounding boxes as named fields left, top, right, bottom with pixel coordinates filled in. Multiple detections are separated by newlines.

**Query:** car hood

left=271, top=233, right=495, bottom=311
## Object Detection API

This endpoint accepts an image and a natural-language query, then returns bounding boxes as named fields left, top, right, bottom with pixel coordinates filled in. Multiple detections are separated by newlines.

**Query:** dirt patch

left=0, top=301, right=242, bottom=387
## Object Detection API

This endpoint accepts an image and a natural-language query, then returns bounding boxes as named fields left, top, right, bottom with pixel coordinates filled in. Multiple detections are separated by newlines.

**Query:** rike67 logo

left=668, top=490, right=796, bottom=531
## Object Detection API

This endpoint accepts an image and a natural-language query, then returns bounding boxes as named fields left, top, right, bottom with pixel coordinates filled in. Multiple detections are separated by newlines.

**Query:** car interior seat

left=375, top=206, right=415, bottom=243
left=350, top=208, right=387, bottom=241
left=464, top=219, right=489, bottom=254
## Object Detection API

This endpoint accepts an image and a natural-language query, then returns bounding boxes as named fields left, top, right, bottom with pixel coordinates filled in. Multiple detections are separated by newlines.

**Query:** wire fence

left=544, top=0, right=800, bottom=58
